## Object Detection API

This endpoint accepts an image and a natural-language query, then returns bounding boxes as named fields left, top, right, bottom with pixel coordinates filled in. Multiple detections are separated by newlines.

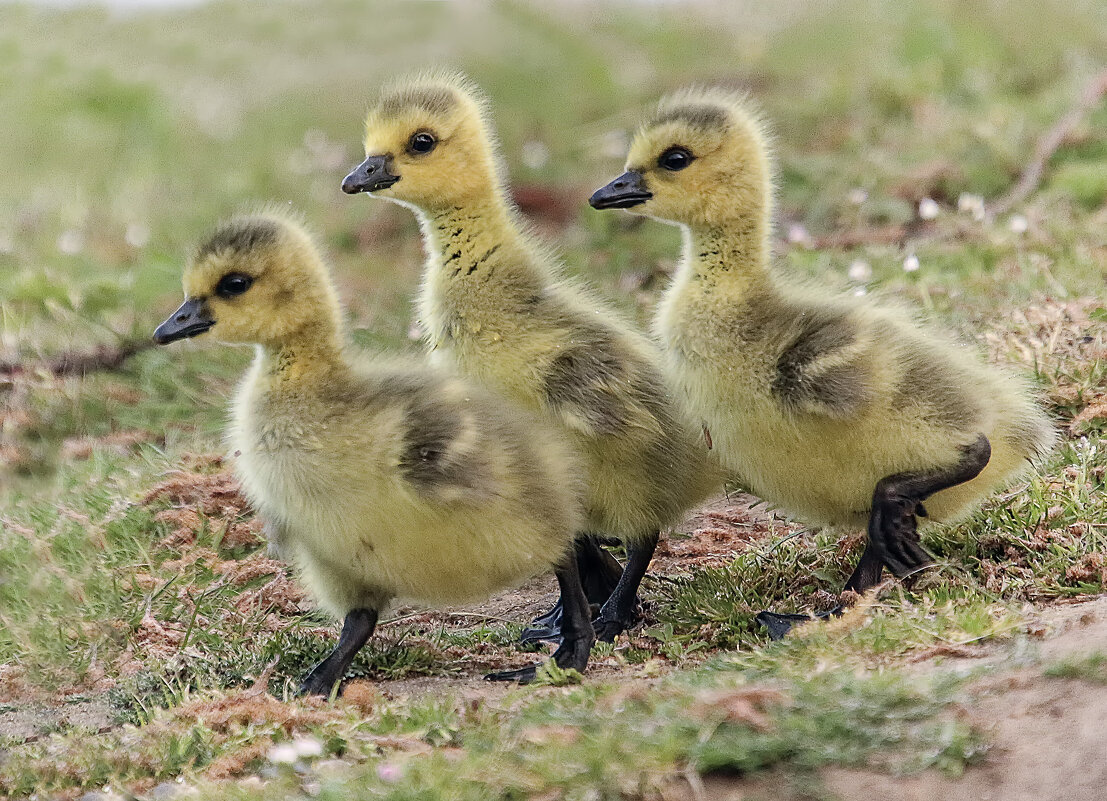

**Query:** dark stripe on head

left=197, top=218, right=281, bottom=259
left=378, top=86, right=458, bottom=118
left=650, top=103, right=731, bottom=132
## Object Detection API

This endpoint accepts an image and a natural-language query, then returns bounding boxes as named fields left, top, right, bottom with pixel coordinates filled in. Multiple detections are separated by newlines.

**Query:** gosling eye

left=215, top=272, right=254, bottom=298
left=408, top=131, right=437, bottom=155
left=658, top=147, right=694, bottom=172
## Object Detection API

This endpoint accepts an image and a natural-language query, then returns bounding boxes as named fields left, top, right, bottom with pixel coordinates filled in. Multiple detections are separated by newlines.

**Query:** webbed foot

left=484, top=634, right=594, bottom=684
left=755, top=607, right=844, bottom=640
left=519, top=603, right=565, bottom=645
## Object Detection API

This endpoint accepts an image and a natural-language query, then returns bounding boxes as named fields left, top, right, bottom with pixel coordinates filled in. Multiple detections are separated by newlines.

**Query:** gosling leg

left=519, top=534, right=627, bottom=645
left=299, top=608, right=378, bottom=697
left=758, top=435, right=991, bottom=640
left=486, top=552, right=595, bottom=683
left=591, top=531, right=658, bottom=643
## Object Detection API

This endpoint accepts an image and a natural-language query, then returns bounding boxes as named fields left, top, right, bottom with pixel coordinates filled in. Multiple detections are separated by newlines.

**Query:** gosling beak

left=342, top=155, right=401, bottom=194
left=588, top=171, right=652, bottom=210
left=153, top=297, right=215, bottom=344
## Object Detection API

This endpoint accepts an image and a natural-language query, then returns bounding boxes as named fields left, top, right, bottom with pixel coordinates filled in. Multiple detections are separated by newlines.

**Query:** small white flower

left=1008, top=214, right=1029, bottom=234
left=267, top=743, right=299, bottom=764
left=377, top=762, right=404, bottom=783
left=847, top=187, right=869, bottom=205
left=786, top=223, right=813, bottom=247
left=57, top=229, right=84, bottom=255
left=957, top=193, right=986, bottom=222
left=125, top=223, right=150, bottom=249
left=902, top=254, right=920, bottom=272
left=847, top=259, right=872, bottom=282
left=292, top=736, right=324, bottom=759
left=918, top=197, right=940, bottom=220
left=521, top=140, right=550, bottom=170
left=852, top=286, right=867, bottom=296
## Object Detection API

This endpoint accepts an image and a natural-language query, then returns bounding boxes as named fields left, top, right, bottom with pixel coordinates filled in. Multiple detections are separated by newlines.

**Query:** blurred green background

left=2, top=0, right=1105, bottom=483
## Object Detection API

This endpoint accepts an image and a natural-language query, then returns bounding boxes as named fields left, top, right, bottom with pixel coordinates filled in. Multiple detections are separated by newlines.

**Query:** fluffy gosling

left=341, top=73, right=720, bottom=650
left=590, top=88, right=1057, bottom=636
left=153, top=212, right=591, bottom=691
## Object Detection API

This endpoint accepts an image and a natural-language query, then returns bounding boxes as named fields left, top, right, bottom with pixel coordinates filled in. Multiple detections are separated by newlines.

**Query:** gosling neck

left=682, top=213, right=773, bottom=299
left=417, top=191, right=528, bottom=281
left=254, top=319, right=347, bottom=390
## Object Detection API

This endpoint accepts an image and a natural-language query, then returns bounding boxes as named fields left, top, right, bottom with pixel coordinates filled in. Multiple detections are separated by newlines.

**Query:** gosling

left=341, top=73, right=720, bottom=651
left=153, top=211, right=592, bottom=691
left=590, top=88, right=1057, bottom=637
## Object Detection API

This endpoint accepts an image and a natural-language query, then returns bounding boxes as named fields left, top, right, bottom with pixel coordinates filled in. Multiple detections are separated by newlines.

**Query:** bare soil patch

left=822, top=594, right=1107, bottom=801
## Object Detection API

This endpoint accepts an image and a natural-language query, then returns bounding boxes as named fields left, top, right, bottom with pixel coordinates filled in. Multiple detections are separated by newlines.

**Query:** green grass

left=1, top=0, right=1106, bottom=797
left=1044, top=651, right=1107, bottom=683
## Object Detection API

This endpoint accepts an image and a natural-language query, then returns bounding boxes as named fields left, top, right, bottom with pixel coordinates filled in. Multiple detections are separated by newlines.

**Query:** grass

left=1044, top=651, right=1107, bottom=683
left=1, top=0, right=1106, bottom=798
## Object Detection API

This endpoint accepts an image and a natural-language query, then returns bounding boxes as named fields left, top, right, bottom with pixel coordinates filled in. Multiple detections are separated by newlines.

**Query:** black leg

left=519, top=535, right=627, bottom=645
left=757, top=435, right=991, bottom=640
left=486, top=552, right=595, bottom=683
left=299, top=608, right=378, bottom=697
left=592, top=532, right=658, bottom=643
left=843, top=538, right=885, bottom=593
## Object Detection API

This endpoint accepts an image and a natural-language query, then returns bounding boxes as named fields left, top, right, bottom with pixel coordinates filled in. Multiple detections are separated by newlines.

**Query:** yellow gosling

left=342, top=72, right=721, bottom=646
left=590, top=88, right=1057, bottom=636
left=153, top=211, right=591, bottom=691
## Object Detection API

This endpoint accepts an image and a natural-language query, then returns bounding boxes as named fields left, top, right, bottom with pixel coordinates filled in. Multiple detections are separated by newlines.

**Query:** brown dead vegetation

left=984, top=297, right=1106, bottom=431
left=143, top=463, right=264, bottom=551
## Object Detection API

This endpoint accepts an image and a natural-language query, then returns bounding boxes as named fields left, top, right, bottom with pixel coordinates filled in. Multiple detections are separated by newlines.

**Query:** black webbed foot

left=484, top=634, right=594, bottom=683
left=299, top=663, right=345, bottom=698
left=869, top=489, right=934, bottom=579
left=592, top=602, right=644, bottom=644
left=519, top=601, right=565, bottom=645
left=756, top=607, right=844, bottom=640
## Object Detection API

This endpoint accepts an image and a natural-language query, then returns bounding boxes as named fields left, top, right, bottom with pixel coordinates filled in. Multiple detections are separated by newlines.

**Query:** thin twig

left=0, top=338, right=154, bottom=378
left=991, top=68, right=1107, bottom=217
left=376, top=610, right=522, bottom=629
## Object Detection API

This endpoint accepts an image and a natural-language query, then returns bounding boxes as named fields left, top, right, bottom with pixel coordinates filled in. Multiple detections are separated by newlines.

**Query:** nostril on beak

left=613, top=180, right=627, bottom=190
left=176, top=313, right=188, bottom=323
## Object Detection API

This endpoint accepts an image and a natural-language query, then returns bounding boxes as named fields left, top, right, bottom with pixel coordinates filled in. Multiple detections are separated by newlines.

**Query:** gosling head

left=153, top=213, right=342, bottom=349
left=590, top=87, right=773, bottom=229
left=341, top=72, right=502, bottom=211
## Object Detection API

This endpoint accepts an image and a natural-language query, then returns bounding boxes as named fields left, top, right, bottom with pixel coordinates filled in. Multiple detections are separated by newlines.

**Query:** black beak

left=589, top=171, right=652, bottom=210
left=341, top=155, right=401, bottom=194
left=153, top=297, right=215, bottom=345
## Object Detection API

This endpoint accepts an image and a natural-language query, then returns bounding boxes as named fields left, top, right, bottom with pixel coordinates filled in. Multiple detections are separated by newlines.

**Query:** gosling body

left=154, top=212, right=590, bottom=690
left=343, top=73, right=720, bottom=641
left=591, top=88, right=1056, bottom=631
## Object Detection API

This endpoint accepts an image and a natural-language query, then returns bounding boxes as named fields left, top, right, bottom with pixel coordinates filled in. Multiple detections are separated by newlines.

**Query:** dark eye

left=658, top=147, right=693, bottom=171
left=216, top=273, right=253, bottom=298
left=408, top=131, right=437, bottom=155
